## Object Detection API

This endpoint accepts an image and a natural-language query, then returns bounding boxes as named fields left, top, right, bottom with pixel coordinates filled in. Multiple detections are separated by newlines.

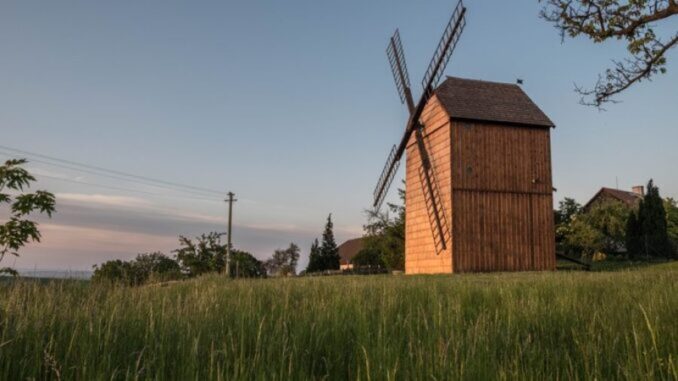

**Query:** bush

left=351, top=248, right=386, bottom=269
left=230, top=250, right=266, bottom=278
left=92, top=252, right=181, bottom=286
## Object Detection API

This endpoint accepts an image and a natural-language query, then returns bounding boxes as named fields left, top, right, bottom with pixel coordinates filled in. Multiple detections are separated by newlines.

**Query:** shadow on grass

left=558, top=257, right=676, bottom=272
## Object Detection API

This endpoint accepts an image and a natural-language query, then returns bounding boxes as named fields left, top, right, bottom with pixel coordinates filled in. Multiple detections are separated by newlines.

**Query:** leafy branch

left=0, top=159, right=56, bottom=267
left=540, top=0, right=678, bottom=107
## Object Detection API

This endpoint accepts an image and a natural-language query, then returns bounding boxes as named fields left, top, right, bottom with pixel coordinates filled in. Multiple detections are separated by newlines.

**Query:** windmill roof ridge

left=443, top=76, right=521, bottom=86
left=434, top=76, right=555, bottom=128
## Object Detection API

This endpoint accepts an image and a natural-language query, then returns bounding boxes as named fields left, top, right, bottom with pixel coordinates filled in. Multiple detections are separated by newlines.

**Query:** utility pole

left=225, top=192, right=237, bottom=276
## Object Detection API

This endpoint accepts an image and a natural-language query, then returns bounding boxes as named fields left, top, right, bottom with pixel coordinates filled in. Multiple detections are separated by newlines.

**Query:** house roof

left=434, top=77, right=555, bottom=128
left=338, top=238, right=364, bottom=265
left=584, top=187, right=642, bottom=210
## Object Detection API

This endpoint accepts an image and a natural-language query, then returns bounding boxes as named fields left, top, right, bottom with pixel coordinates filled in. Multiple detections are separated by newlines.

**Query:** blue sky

left=1, top=0, right=676, bottom=271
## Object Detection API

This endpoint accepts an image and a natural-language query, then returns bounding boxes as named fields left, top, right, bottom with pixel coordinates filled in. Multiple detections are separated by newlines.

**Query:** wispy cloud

left=8, top=190, right=365, bottom=271
left=56, top=193, right=151, bottom=208
left=15, top=196, right=319, bottom=268
left=37, top=223, right=177, bottom=253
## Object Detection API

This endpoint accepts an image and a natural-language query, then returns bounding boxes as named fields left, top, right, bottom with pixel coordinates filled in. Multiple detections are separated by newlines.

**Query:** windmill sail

left=372, top=0, right=466, bottom=210
left=415, top=129, right=450, bottom=253
left=387, top=29, right=415, bottom=111
left=373, top=145, right=400, bottom=210
left=421, top=0, right=467, bottom=94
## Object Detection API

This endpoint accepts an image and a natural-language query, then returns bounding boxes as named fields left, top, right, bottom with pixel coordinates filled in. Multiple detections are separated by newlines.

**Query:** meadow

left=1, top=263, right=676, bottom=380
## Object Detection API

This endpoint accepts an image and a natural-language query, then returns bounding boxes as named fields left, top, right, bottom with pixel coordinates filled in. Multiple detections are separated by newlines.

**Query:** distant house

left=583, top=186, right=644, bottom=211
left=338, top=238, right=364, bottom=270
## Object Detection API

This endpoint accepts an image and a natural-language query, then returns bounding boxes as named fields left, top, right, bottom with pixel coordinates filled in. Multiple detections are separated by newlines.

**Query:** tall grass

left=1, top=263, right=676, bottom=380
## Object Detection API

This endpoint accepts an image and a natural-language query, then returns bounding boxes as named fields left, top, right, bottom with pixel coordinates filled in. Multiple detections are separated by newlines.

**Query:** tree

left=229, top=249, right=266, bottom=278
left=560, top=200, right=630, bottom=257
left=91, top=260, right=134, bottom=285
left=555, top=198, right=582, bottom=226
left=665, top=198, right=678, bottom=253
left=639, top=179, right=672, bottom=257
left=540, top=0, right=678, bottom=107
left=585, top=200, right=631, bottom=253
left=93, top=235, right=264, bottom=284
left=174, top=232, right=226, bottom=277
left=131, top=252, right=182, bottom=283
left=305, top=238, right=321, bottom=273
left=626, top=210, right=644, bottom=257
left=626, top=180, right=673, bottom=258
left=92, top=252, right=181, bottom=285
left=362, top=188, right=405, bottom=271
left=319, top=214, right=340, bottom=271
left=554, top=198, right=583, bottom=255
left=0, top=159, right=56, bottom=276
left=352, top=247, right=386, bottom=269
left=265, top=243, right=300, bottom=276
left=566, top=214, right=606, bottom=256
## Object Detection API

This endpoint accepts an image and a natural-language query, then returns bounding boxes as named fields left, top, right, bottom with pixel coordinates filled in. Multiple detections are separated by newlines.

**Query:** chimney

left=632, top=185, right=645, bottom=196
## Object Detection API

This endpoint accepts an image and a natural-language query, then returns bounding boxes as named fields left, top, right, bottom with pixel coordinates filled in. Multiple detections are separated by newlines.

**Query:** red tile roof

left=435, top=77, right=555, bottom=128
left=338, top=238, right=364, bottom=265
left=584, top=187, right=643, bottom=210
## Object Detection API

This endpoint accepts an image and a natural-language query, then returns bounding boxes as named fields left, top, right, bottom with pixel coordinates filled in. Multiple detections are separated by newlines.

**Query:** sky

left=1, top=0, right=676, bottom=271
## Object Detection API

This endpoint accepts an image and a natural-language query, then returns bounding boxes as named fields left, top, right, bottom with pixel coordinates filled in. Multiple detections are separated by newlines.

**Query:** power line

left=0, top=145, right=225, bottom=196
left=36, top=174, right=222, bottom=203
left=0, top=150, right=220, bottom=199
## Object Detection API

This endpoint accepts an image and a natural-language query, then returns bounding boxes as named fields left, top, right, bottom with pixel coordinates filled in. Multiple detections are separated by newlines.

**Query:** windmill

left=374, top=0, right=466, bottom=254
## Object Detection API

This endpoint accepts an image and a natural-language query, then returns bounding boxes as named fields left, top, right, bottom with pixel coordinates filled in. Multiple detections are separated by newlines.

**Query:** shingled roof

left=434, top=77, right=555, bottom=128
left=584, top=187, right=643, bottom=210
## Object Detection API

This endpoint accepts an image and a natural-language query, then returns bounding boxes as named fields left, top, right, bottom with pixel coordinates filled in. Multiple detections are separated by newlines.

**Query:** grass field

left=1, top=263, right=677, bottom=380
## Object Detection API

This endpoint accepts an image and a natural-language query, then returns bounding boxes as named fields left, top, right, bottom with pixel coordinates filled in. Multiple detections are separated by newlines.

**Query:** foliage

left=91, top=260, right=135, bottom=285
left=319, top=214, right=340, bottom=271
left=583, top=200, right=630, bottom=253
left=554, top=198, right=583, bottom=255
left=174, top=232, right=226, bottom=277
left=351, top=247, right=386, bottom=269
left=554, top=197, right=582, bottom=226
left=362, top=188, right=405, bottom=271
left=92, top=252, right=181, bottom=285
left=557, top=199, right=630, bottom=257
left=540, top=0, right=678, bottom=107
left=229, top=250, right=266, bottom=278
left=626, top=211, right=644, bottom=256
left=1, top=263, right=677, bottom=379
left=305, top=238, right=321, bottom=273
left=265, top=243, right=300, bottom=276
left=627, top=179, right=673, bottom=258
left=0, top=267, right=19, bottom=277
left=557, top=181, right=674, bottom=259
left=665, top=197, right=678, bottom=251
left=93, top=232, right=265, bottom=285
left=306, top=215, right=341, bottom=273
left=131, top=252, right=182, bottom=283
left=565, top=214, right=606, bottom=256
left=0, top=159, right=56, bottom=270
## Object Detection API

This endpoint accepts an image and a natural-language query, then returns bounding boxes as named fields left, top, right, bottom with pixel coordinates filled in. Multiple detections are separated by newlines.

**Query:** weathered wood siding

left=405, top=95, right=453, bottom=274
left=450, top=121, right=556, bottom=272
left=404, top=99, right=555, bottom=274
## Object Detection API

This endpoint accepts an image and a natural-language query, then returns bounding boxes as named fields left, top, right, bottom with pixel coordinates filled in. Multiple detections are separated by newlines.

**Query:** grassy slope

left=1, top=264, right=676, bottom=380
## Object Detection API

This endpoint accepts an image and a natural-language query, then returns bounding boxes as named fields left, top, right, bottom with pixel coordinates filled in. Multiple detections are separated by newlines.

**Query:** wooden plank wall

left=450, top=121, right=556, bottom=272
left=405, top=95, right=454, bottom=274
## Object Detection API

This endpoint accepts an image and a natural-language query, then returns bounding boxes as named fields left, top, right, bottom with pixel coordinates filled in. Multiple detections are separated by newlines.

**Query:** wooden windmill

left=374, top=0, right=557, bottom=274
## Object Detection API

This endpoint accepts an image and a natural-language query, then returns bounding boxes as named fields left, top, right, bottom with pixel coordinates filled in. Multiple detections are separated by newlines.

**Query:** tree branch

left=541, top=0, right=678, bottom=107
